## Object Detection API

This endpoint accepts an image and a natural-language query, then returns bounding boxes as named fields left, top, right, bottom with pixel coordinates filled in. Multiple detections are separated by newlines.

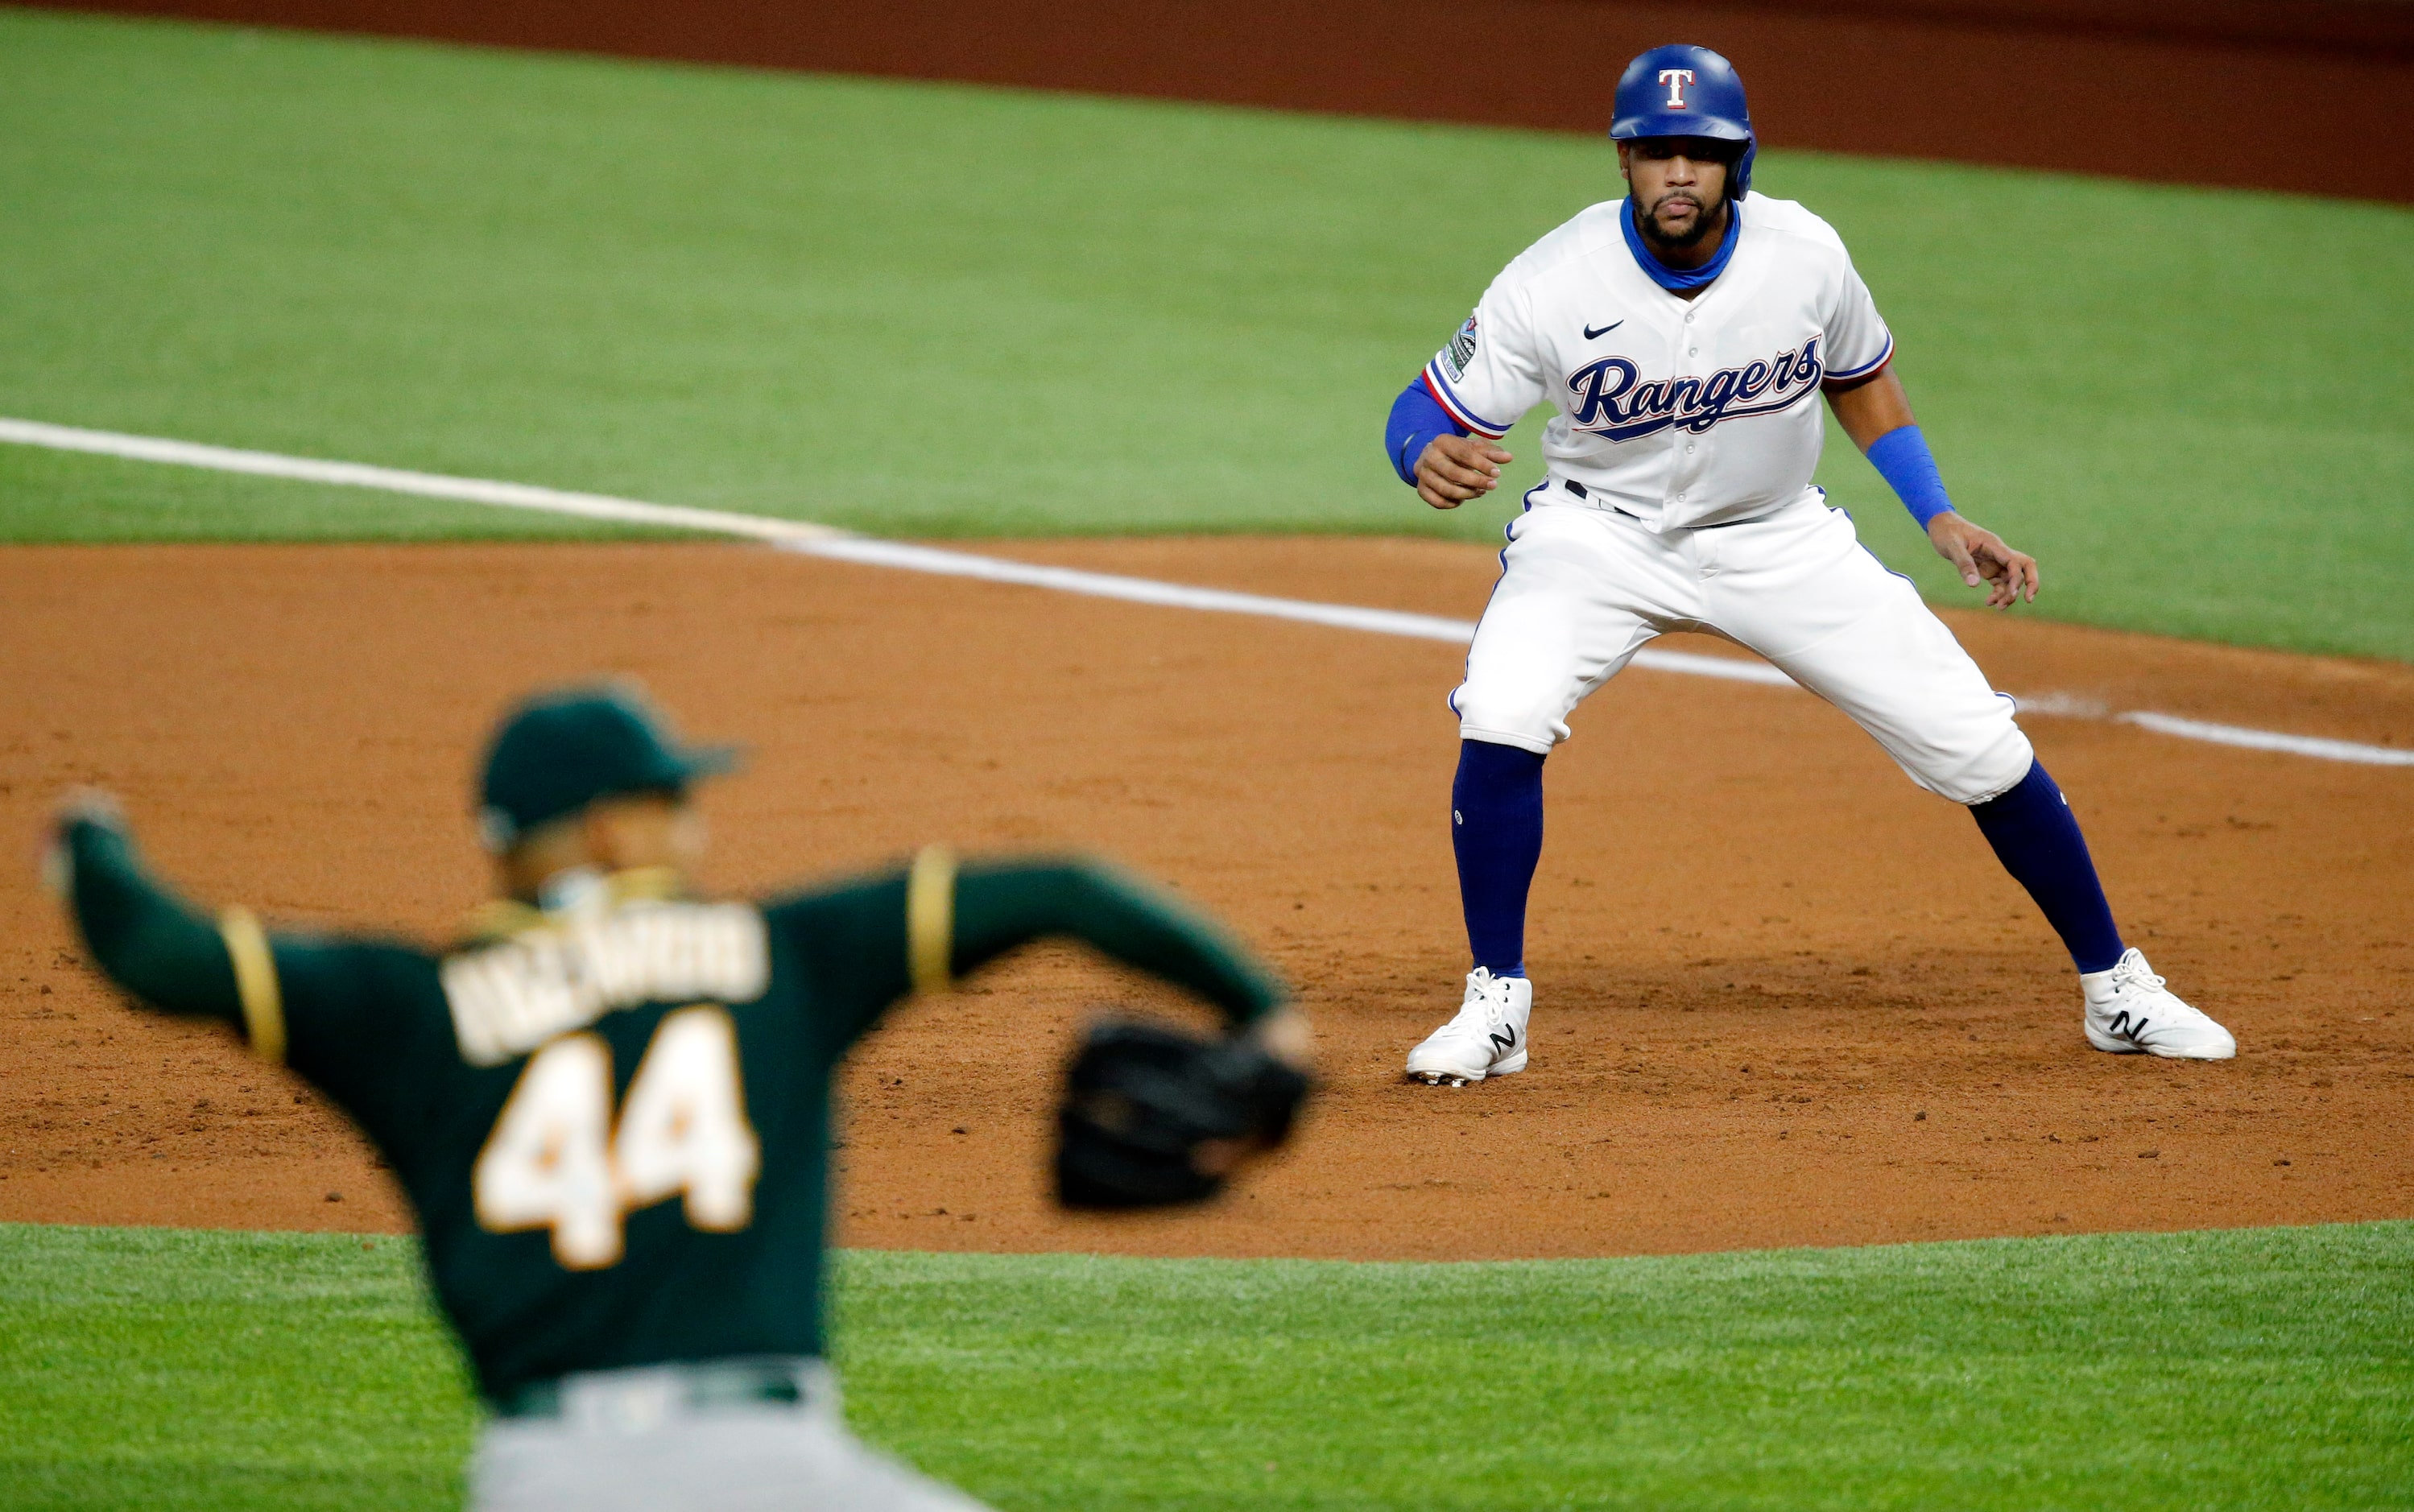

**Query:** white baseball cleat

left=2081, top=948, right=2235, bottom=1060
left=1406, top=968, right=1532, bottom=1085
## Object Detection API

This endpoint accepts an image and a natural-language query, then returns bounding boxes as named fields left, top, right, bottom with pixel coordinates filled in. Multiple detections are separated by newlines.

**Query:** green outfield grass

left=3, top=1221, right=2410, bottom=1510
left=0, top=10, right=2409, bottom=658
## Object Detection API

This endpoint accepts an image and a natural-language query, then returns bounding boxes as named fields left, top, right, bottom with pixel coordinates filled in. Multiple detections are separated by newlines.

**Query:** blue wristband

left=1866, top=424, right=1954, bottom=527
left=1385, top=376, right=1469, bottom=486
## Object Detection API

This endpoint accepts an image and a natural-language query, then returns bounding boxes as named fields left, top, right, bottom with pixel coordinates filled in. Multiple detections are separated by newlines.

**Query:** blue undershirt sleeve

left=1865, top=424, right=1955, bottom=528
left=1385, top=376, right=1469, bottom=486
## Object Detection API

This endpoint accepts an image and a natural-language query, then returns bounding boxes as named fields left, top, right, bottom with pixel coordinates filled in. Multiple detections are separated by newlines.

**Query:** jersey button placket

left=1668, top=318, right=1700, bottom=513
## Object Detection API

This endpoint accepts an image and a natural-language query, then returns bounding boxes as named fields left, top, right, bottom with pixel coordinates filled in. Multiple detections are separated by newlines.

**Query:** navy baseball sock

left=1452, top=739, right=1546, bottom=978
left=1969, top=760, right=2126, bottom=974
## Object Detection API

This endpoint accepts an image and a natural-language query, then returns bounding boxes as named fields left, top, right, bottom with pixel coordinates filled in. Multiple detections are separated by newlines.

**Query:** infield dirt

left=4, top=539, right=2411, bottom=1259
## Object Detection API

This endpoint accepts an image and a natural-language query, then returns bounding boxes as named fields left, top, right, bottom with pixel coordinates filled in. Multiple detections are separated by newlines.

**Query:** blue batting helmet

left=1610, top=44, right=1755, bottom=196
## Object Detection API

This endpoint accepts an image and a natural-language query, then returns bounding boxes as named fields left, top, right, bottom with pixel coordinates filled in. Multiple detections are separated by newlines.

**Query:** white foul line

left=0, top=415, right=849, bottom=545
left=794, top=535, right=1795, bottom=686
left=2116, top=711, right=2414, bottom=766
left=5, top=415, right=2408, bottom=767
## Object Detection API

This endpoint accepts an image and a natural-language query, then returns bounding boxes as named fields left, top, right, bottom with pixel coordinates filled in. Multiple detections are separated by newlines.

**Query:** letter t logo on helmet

left=1612, top=44, right=1756, bottom=196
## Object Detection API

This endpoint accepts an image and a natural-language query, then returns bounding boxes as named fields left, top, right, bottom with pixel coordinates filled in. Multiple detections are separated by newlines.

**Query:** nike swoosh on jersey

left=1582, top=320, right=1624, bottom=340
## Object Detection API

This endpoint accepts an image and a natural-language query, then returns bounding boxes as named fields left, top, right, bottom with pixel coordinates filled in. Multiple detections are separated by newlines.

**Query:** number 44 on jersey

left=473, top=1005, right=762, bottom=1269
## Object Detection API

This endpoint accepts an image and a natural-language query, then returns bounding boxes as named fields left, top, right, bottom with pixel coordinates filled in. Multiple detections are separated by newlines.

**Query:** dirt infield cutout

left=3, top=540, right=2410, bottom=1258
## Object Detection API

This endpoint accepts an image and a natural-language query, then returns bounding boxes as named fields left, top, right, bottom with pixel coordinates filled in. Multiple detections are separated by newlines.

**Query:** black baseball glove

left=1055, top=1018, right=1311, bottom=1210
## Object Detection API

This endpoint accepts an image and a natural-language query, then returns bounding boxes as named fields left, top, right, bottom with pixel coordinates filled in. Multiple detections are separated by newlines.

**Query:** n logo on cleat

left=2105, top=1010, right=2152, bottom=1043
left=1489, top=1023, right=1519, bottom=1055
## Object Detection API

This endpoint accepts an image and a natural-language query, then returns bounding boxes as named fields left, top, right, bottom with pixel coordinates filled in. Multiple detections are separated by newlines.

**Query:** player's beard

left=1640, top=188, right=1726, bottom=251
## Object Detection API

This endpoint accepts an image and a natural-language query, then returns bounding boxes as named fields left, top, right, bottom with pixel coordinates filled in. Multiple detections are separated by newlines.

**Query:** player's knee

left=1451, top=684, right=1565, bottom=754
left=1925, top=724, right=2035, bottom=806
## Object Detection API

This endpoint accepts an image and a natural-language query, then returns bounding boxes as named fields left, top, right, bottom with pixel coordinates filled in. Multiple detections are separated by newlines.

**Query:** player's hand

left=41, top=787, right=125, bottom=899
left=1926, top=513, right=2039, bottom=609
left=1250, top=1005, right=1315, bottom=1076
left=1415, top=435, right=1513, bottom=510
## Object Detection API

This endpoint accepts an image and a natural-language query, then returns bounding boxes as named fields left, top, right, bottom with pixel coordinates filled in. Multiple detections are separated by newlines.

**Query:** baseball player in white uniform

left=1382, top=44, right=2235, bottom=1084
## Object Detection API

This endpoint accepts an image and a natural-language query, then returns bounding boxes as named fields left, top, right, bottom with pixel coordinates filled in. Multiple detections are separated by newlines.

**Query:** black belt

left=495, top=1357, right=821, bottom=1420
left=1560, top=477, right=1764, bottom=530
left=1560, top=477, right=1643, bottom=522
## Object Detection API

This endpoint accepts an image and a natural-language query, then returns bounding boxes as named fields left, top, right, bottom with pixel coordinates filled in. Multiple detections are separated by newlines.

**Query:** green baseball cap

left=475, top=684, right=737, bottom=852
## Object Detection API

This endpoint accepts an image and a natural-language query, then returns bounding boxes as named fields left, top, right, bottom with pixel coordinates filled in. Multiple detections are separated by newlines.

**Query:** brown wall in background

left=36, top=0, right=2414, bottom=201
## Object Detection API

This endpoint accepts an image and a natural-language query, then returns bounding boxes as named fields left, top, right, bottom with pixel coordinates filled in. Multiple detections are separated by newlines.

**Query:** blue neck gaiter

left=1622, top=197, right=1741, bottom=292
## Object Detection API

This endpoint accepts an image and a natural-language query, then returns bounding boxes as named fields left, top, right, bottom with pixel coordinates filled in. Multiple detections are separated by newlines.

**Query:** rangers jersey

left=1421, top=192, right=1894, bottom=531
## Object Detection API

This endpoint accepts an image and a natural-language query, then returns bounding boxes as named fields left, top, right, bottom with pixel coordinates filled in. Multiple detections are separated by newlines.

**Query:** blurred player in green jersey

left=49, top=683, right=1310, bottom=1511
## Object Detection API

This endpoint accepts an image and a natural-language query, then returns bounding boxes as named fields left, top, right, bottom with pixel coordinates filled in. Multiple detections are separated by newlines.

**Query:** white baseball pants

left=1452, top=487, right=2033, bottom=805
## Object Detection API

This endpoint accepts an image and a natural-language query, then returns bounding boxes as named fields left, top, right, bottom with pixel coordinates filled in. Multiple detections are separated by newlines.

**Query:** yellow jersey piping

left=906, top=845, right=957, bottom=995
left=218, top=907, right=286, bottom=1064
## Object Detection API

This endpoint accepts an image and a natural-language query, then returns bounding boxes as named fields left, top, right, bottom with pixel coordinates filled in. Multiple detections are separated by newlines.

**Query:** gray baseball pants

left=469, top=1359, right=991, bottom=1512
